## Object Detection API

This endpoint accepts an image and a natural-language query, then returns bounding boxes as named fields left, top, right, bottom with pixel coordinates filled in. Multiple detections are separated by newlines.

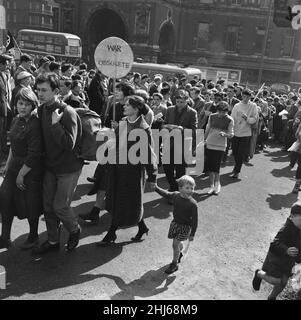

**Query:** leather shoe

left=32, top=241, right=60, bottom=255
left=230, top=173, right=239, bottom=179
left=207, top=186, right=215, bottom=195
left=66, top=226, right=81, bottom=251
left=165, top=262, right=179, bottom=274
left=252, top=269, right=262, bottom=291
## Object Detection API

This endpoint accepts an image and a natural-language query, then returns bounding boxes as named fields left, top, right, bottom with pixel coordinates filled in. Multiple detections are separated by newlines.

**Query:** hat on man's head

left=17, top=71, right=32, bottom=80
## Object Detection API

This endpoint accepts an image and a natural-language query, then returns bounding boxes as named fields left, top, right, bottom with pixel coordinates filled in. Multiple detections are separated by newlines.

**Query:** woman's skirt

left=205, top=148, right=224, bottom=173
left=0, top=170, right=43, bottom=220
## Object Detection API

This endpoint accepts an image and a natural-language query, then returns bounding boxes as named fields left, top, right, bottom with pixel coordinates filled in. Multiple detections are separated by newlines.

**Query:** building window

left=254, top=26, right=265, bottom=54
left=231, top=0, right=242, bottom=5
left=282, top=30, right=295, bottom=57
left=225, top=25, right=239, bottom=52
left=196, top=22, right=209, bottom=49
left=134, top=5, right=151, bottom=36
left=29, top=15, right=40, bottom=26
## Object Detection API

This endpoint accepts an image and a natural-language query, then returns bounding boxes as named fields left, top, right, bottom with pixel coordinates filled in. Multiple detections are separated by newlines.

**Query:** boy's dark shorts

left=262, top=252, right=293, bottom=278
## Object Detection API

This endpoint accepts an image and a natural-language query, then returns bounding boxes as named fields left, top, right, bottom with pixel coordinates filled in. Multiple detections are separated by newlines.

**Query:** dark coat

left=105, top=116, right=157, bottom=228
left=273, top=102, right=285, bottom=137
left=0, top=114, right=44, bottom=220
left=164, top=105, right=198, bottom=130
left=87, top=75, right=106, bottom=115
left=262, top=218, right=301, bottom=277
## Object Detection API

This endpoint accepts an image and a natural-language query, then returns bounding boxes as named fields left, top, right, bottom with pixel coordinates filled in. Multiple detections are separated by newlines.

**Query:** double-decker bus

left=17, top=29, right=82, bottom=63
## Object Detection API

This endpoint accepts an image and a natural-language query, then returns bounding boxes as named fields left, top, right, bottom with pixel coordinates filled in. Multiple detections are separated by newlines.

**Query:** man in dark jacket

left=252, top=202, right=301, bottom=300
left=162, top=91, right=198, bottom=193
left=33, top=74, right=82, bottom=254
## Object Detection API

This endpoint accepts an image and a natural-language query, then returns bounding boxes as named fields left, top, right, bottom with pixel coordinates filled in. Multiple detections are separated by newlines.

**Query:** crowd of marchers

left=0, top=52, right=301, bottom=298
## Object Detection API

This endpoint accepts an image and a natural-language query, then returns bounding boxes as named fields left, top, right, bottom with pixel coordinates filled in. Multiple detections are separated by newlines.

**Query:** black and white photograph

left=0, top=0, right=301, bottom=305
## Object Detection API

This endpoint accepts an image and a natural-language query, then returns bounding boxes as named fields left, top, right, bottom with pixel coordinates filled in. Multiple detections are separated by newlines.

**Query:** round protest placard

left=94, top=37, right=134, bottom=79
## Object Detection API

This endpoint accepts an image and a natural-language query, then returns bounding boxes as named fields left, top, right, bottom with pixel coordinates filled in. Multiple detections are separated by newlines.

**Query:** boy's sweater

left=39, top=100, right=83, bottom=174
left=155, top=185, right=198, bottom=237
left=231, top=101, right=258, bottom=137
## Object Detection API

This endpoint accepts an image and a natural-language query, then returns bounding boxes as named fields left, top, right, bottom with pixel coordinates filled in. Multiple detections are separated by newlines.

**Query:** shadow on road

left=72, top=183, right=92, bottom=201
left=266, top=192, right=298, bottom=211
left=0, top=238, right=134, bottom=299
left=264, top=150, right=290, bottom=163
left=270, top=166, right=295, bottom=179
left=107, top=265, right=176, bottom=300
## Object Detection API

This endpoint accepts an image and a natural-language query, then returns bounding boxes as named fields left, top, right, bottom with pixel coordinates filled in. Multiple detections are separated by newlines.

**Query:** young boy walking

left=252, top=202, right=301, bottom=300
left=154, top=175, right=198, bottom=274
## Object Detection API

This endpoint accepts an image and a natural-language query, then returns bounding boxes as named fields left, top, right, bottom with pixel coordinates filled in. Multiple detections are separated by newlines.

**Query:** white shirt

left=231, top=101, right=258, bottom=137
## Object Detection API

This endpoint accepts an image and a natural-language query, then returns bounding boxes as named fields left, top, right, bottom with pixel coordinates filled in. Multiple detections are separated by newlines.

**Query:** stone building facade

left=4, top=0, right=58, bottom=35
left=5, top=0, right=301, bottom=86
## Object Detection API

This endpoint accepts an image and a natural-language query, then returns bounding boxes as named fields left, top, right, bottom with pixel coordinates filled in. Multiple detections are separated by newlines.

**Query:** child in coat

left=252, top=202, right=301, bottom=300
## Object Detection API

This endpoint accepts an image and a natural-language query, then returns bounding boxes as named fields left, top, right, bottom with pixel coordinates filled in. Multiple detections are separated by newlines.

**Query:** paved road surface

left=0, top=143, right=300, bottom=300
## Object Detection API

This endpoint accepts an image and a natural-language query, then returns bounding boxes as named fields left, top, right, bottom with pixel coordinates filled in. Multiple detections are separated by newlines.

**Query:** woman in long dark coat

left=0, top=87, right=43, bottom=249
left=96, top=95, right=157, bottom=246
left=272, top=97, right=285, bottom=142
left=87, top=71, right=106, bottom=116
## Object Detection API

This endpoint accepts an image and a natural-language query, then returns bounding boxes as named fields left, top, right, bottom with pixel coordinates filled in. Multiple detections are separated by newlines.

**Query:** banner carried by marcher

left=94, top=37, right=134, bottom=79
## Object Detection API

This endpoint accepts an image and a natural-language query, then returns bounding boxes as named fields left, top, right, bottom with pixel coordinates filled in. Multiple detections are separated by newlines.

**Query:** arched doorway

left=85, top=8, right=127, bottom=66
left=158, top=10, right=176, bottom=63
